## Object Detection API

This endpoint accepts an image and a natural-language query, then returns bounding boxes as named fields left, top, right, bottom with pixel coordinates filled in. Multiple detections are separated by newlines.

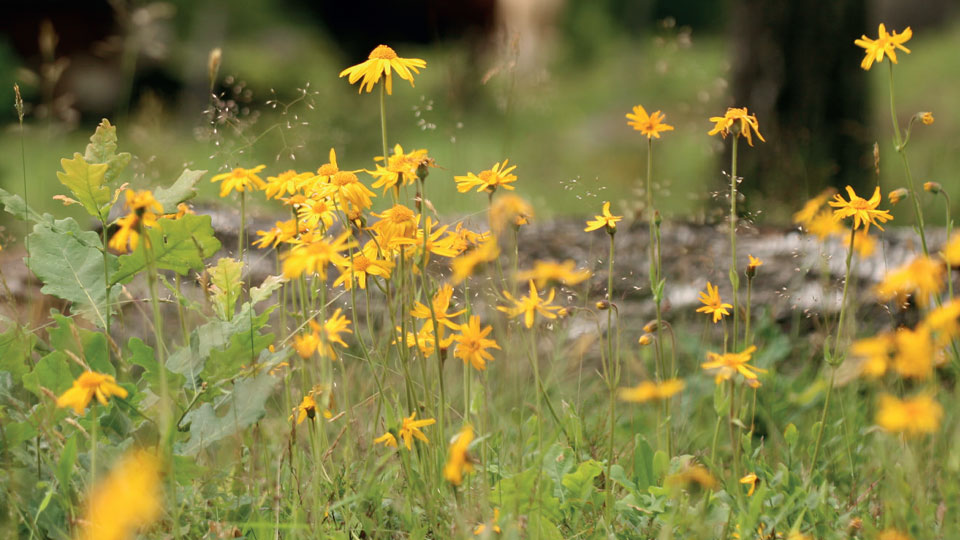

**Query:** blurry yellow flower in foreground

left=665, top=463, right=716, bottom=490
left=339, top=44, right=426, bottom=94
left=708, top=107, right=765, bottom=146
left=211, top=165, right=266, bottom=198
left=455, top=160, right=518, bottom=194
left=443, top=424, right=475, bottom=486
left=282, top=232, right=355, bottom=279
left=626, top=105, right=674, bottom=139
left=473, top=508, right=501, bottom=535
left=891, top=326, right=934, bottom=379
left=498, top=280, right=564, bottom=328
left=875, top=256, right=944, bottom=308
left=450, top=237, right=500, bottom=284
left=517, top=260, right=592, bottom=288
left=696, top=281, right=732, bottom=324
left=853, top=229, right=876, bottom=258
left=793, top=188, right=836, bottom=227
left=941, top=234, right=960, bottom=267
left=702, top=345, right=764, bottom=386
left=876, top=393, right=942, bottom=436
left=618, top=378, right=684, bottom=403
left=398, top=412, right=436, bottom=450
left=829, top=186, right=893, bottom=231
left=78, top=450, right=162, bottom=540
left=584, top=201, right=622, bottom=233
left=877, top=530, right=913, bottom=540
left=854, top=23, right=912, bottom=71
left=488, top=193, right=533, bottom=235
left=739, top=473, right=758, bottom=496
left=887, top=188, right=909, bottom=205
left=850, top=332, right=894, bottom=378
left=804, top=210, right=844, bottom=241
left=57, top=371, right=128, bottom=415
left=108, top=190, right=162, bottom=253
left=453, top=316, right=500, bottom=371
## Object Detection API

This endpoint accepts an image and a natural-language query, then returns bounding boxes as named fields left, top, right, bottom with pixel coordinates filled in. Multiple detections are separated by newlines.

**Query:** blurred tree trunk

left=730, top=0, right=870, bottom=204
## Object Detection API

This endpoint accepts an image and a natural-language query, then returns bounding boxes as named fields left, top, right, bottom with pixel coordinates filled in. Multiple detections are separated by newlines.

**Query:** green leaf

left=652, top=450, right=669, bottom=481
left=0, top=186, right=54, bottom=225
left=631, top=435, right=655, bottom=491
left=490, top=468, right=561, bottom=522
left=167, top=304, right=269, bottom=380
left=784, top=423, right=799, bottom=450
left=176, top=372, right=278, bottom=456
left=27, top=221, right=116, bottom=328
left=22, top=351, right=77, bottom=399
left=112, top=214, right=221, bottom=285
left=0, top=326, right=36, bottom=380
left=55, top=436, right=78, bottom=492
left=153, top=169, right=205, bottom=212
left=128, top=338, right=185, bottom=395
left=2, top=421, right=37, bottom=451
left=561, top=459, right=602, bottom=505
left=84, top=119, right=131, bottom=184
left=56, top=153, right=111, bottom=221
left=208, top=258, right=244, bottom=320
left=47, top=314, right=112, bottom=375
left=202, top=328, right=274, bottom=384
left=250, top=275, right=285, bottom=305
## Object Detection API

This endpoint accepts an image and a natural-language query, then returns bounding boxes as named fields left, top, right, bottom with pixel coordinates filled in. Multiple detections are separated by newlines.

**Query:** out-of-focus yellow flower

left=398, top=412, right=435, bottom=450
left=876, top=393, right=942, bottom=436
left=793, top=188, right=836, bottom=226
left=875, top=256, right=944, bottom=308
left=665, top=463, right=717, bottom=490
left=804, top=210, right=844, bottom=241
left=708, top=107, right=765, bottom=146
left=618, top=378, right=684, bottom=403
left=584, top=201, right=622, bottom=233
left=443, top=424, right=475, bottom=486
left=282, top=231, right=355, bottom=279
left=333, top=241, right=394, bottom=290
left=293, top=332, right=320, bottom=359
left=923, top=299, right=960, bottom=342
left=877, top=530, right=913, bottom=540
left=57, top=371, right=128, bottom=415
left=850, top=332, right=894, bottom=378
left=701, top=345, right=765, bottom=385
left=626, top=105, right=674, bottom=139
left=888, top=188, right=909, bottom=205
left=517, top=260, right=591, bottom=288
left=77, top=450, right=162, bottom=540
left=450, top=237, right=500, bottom=284
left=253, top=219, right=301, bottom=249
left=498, top=280, right=563, bottom=328
left=829, top=186, right=893, bottom=231
left=453, top=316, right=500, bottom=371
left=473, top=508, right=501, bottom=535
left=853, top=229, right=876, bottom=258
left=942, top=234, right=960, bottom=267
left=309, top=308, right=353, bottom=359
left=855, top=23, right=912, bottom=71
left=489, top=193, right=533, bottom=235
left=891, top=326, right=934, bottom=379
left=739, top=473, right=758, bottom=496
left=923, top=181, right=942, bottom=194
left=370, top=144, right=429, bottom=193
left=455, top=160, right=518, bottom=194
left=108, top=190, right=162, bottom=253
left=211, top=165, right=266, bottom=197
left=339, top=44, right=426, bottom=94
left=638, top=334, right=654, bottom=346
left=411, top=284, right=465, bottom=330
left=696, top=281, right=732, bottom=323
left=920, top=112, right=934, bottom=125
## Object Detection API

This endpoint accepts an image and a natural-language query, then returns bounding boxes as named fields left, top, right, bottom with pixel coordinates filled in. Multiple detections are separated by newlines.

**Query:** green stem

left=604, top=232, right=618, bottom=523
left=729, top=136, right=741, bottom=352
left=239, top=191, right=246, bottom=260
left=888, top=61, right=928, bottom=255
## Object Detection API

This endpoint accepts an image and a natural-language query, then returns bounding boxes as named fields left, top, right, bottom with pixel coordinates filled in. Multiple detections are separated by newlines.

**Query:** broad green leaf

left=0, top=326, right=36, bottom=380
left=0, top=186, right=54, bottom=225
left=167, top=304, right=269, bottom=380
left=111, top=214, right=221, bottom=285
left=490, top=468, right=561, bottom=522
left=1, top=421, right=37, bottom=451
left=176, top=372, right=278, bottom=456
left=202, top=330, right=274, bottom=384
left=543, top=443, right=574, bottom=503
left=56, top=153, right=111, bottom=221
left=55, top=436, right=78, bottom=492
left=631, top=435, right=655, bottom=491
left=27, top=220, right=117, bottom=328
left=561, top=459, right=602, bottom=504
left=22, top=351, right=77, bottom=399
left=47, top=314, right=112, bottom=375
left=208, top=258, right=244, bottom=321
left=84, top=119, right=131, bottom=184
left=128, top=338, right=185, bottom=396
left=154, top=169, right=205, bottom=212
left=250, top=275, right=285, bottom=305
left=652, top=450, right=669, bottom=481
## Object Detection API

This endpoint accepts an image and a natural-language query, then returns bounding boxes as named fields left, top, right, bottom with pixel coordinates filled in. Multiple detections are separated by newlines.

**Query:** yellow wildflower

left=77, top=450, right=162, bottom=540
left=443, top=424, right=475, bottom=486
left=875, top=256, right=944, bottom=307
left=307, top=308, right=353, bottom=359
left=398, top=412, right=435, bottom=450
left=854, top=229, right=876, bottom=258
left=264, top=170, right=312, bottom=200
left=296, top=195, right=336, bottom=232
left=253, top=220, right=301, bottom=249
left=474, top=508, right=501, bottom=535
left=517, top=259, right=592, bottom=288
left=854, top=23, right=912, bottom=71
left=373, top=431, right=398, bottom=448
left=282, top=231, right=355, bottom=279
left=701, top=345, right=764, bottom=385
left=793, top=188, right=836, bottom=226
left=108, top=190, right=162, bottom=253
left=829, top=185, right=893, bottom=231
left=339, top=44, right=426, bottom=94
left=450, top=237, right=500, bottom=284
left=708, top=107, right=765, bottom=146
left=293, top=395, right=317, bottom=425
left=369, top=144, right=429, bottom=193
left=891, top=326, right=934, bottom=379
left=617, top=378, right=685, bottom=403
left=888, top=188, right=909, bottom=205
left=920, top=112, right=934, bottom=125
left=57, top=371, right=128, bottom=415
left=876, top=393, right=942, bottom=436
left=333, top=241, right=394, bottom=290
left=411, top=284, right=465, bottom=330
left=739, top=473, right=758, bottom=496
left=320, top=171, right=376, bottom=211
left=210, top=165, right=266, bottom=197
left=488, top=193, right=533, bottom=235
left=665, top=463, right=717, bottom=490
left=397, top=320, right=453, bottom=358
left=804, top=210, right=844, bottom=240
left=626, top=104, right=674, bottom=139
left=315, top=148, right=342, bottom=180
left=877, top=530, right=913, bottom=540
left=453, top=316, right=500, bottom=371
left=371, top=204, right=418, bottom=240
left=498, top=279, right=564, bottom=328
left=850, top=332, right=894, bottom=378
left=696, top=281, right=732, bottom=323
left=455, top=160, right=518, bottom=193
left=941, top=234, right=960, bottom=267
left=584, top=201, right=622, bottom=233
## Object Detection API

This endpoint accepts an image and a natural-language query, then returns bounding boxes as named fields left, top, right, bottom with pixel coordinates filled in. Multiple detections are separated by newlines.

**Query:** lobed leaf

left=153, top=169, right=205, bottom=212
left=84, top=118, right=131, bottom=184
left=56, top=153, right=111, bottom=221
left=208, top=258, right=244, bottom=321
left=111, top=214, right=221, bottom=285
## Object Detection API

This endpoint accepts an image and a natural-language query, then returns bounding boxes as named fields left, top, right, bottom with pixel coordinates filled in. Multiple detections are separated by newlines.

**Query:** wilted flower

left=739, top=473, right=759, bottom=496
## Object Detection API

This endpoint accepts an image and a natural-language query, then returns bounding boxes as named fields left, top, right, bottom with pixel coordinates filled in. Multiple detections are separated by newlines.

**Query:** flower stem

left=604, top=232, right=618, bottom=523
left=729, top=136, right=741, bottom=352
left=888, top=61, right=928, bottom=255
left=379, top=82, right=394, bottom=204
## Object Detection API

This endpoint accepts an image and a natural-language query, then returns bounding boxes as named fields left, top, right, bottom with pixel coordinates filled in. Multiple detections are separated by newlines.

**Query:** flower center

left=353, top=255, right=371, bottom=272
left=850, top=198, right=871, bottom=210
left=317, top=164, right=338, bottom=176
left=369, top=45, right=398, bottom=60
left=478, top=171, right=495, bottom=183
left=387, top=205, right=415, bottom=223
left=332, top=171, right=358, bottom=186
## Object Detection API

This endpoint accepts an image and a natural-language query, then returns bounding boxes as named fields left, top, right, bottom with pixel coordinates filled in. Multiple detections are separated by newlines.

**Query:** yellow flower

left=793, top=188, right=836, bottom=226
left=708, top=107, right=765, bottom=146
left=264, top=170, right=312, bottom=200
left=701, top=345, right=765, bottom=385
left=638, top=334, right=653, bottom=346
left=473, top=508, right=501, bottom=535
left=850, top=332, right=894, bottom=378
left=282, top=231, right=355, bottom=279
left=665, top=463, right=717, bottom=490
left=488, top=193, right=533, bottom=235
left=411, top=284, right=465, bottom=330
left=876, top=393, right=942, bottom=436
left=439, top=222, right=489, bottom=256
left=453, top=316, right=500, bottom=371
left=396, top=320, right=453, bottom=358
left=853, top=229, right=877, bottom=258
left=891, top=326, right=934, bottom=379
left=498, top=280, right=564, bottom=328
left=618, top=378, right=685, bottom=403
left=370, top=204, right=418, bottom=240
left=369, top=144, right=429, bottom=193
left=398, top=412, right=436, bottom=450
left=829, top=186, right=893, bottom=231
left=253, top=219, right=301, bottom=249
left=414, top=216, right=459, bottom=263
left=339, top=44, right=426, bottom=95
left=875, top=256, right=944, bottom=308
left=443, top=424, right=475, bottom=486
left=854, top=23, right=912, bottom=71
left=747, top=255, right=763, bottom=270
left=517, top=260, right=592, bottom=288
left=877, top=530, right=913, bottom=540
left=308, top=308, right=353, bottom=359
left=584, top=201, right=622, bottom=233
left=941, top=234, right=960, bottom=267
left=450, top=237, right=500, bottom=284
left=320, top=171, right=376, bottom=211
left=739, top=473, right=759, bottom=496
left=210, top=165, right=266, bottom=197
left=696, top=281, right=733, bottom=323
left=57, top=371, right=128, bottom=415
left=923, top=299, right=960, bottom=342
left=108, top=190, right=162, bottom=253
left=333, top=241, right=394, bottom=290
left=626, top=105, right=674, bottom=139
left=920, top=111, right=934, bottom=125
left=125, top=189, right=163, bottom=214
left=293, top=332, right=320, bottom=359
left=804, top=209, right=844, bottom=241
left=77, top=450, right=162, bottom=540
left=455, top=160, right=518, bottom=193
left=315, top=148, right=342, bottom=180
left=294, top=395, right=317, bottom=425
left=373, top=431, right=398, bottom=448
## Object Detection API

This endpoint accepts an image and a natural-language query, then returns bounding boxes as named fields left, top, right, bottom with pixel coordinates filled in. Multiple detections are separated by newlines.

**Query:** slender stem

left=528, top=325, right=543, bottom=540
left=379, top=82, right=394, bottom=204
left=238, top=191, right=246, bottom=260
left=888, top=61, right=928, bottom=255
left=729, top=136, right=741, bottom=352
left=646, top=137, right=670, bottom=455
left=604, top=232, right=617, bottom=523
left=745, top=277, right=753, bottom=346
left=728, top=379, right=740, bottom=490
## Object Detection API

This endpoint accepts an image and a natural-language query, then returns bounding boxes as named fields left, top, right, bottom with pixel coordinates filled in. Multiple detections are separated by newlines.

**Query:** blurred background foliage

left=0, top=0, right=958, bottom=239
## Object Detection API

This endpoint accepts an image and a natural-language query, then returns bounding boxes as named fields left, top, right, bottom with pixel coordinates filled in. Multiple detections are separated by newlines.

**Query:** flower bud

left=595, top=300, right=610, bottom=311
left=924, top=182, right=942, bottom=194
left=642, top=320, right=659, bottom=333
left=888, top=188, right=909, bottom=204
left=638, top=334, right=653, bottom=346
left=920, top=112, right=934, bottom=125
left=654, top=210, right=662, bottom=227
left=208, top=48, right=222, bottom=90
